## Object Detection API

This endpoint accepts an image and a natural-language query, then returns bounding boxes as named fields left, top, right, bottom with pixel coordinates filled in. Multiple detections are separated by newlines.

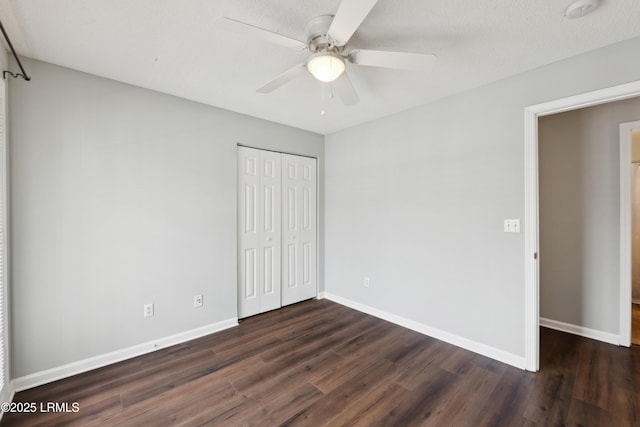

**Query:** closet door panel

left=238, top=147, right=261, bottom=318
left=259, top=150, right=282, bottom=312
left=300, top=160, right=317, bottom=292
left=282, top=154, right=317, bottom=306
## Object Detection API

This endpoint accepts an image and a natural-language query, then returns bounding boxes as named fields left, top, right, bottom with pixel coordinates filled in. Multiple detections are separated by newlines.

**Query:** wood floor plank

left=567, top=398, right=613, bottom=426
left=633, top=303, right=640, bottom=346
left=522, top=374, right=572, bottom=425
left=373, top=366, right=460, bottom=427
left=98, top=373, right=234, bottom=425
left=394, top=340, right=458, bottom=390
left=4, top=299, right=640, bottom=426
left=280, top=358, right=397, bottom=426
left=439, top=347, right=482, bottom=376
left=257, top=308, right=369, bottom=364
left=610, top=340, right=640, bottom=394
left=331, top=320, right=405, bottom=358
left=238, top=382, right=325, bottom=427
left=158, top=385, right=249, bottom=426
left=380, top=331, right=433, bottom=367
left=539, top=326, right=581, bottom=371
left=472, top=368, right=536, bottom=426
left=119, top=350, right=224, bottom=408
left=610, top=387, right=640, bottom=427
left=572, top=337, right=613, bottom=409
left=323, top=380, right=409, bottom=427
left=308, top=347, right=382, bottom=394
left=423, top=365, right=501, bottom=427
left=255, top=313, right=380, bottom=375
left=231, top=350, right=342, bottom=403
left=13, top=395, right=120, bottom=427
left=19, top=346, right=218, bottom=409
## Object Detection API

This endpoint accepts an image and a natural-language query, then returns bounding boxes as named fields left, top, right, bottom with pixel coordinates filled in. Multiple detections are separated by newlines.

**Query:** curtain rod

left=0, top=19, right=30, bottom=81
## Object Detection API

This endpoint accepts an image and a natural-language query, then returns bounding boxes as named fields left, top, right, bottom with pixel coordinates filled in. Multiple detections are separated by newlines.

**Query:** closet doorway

left=237, top=146, right=317, bottom=318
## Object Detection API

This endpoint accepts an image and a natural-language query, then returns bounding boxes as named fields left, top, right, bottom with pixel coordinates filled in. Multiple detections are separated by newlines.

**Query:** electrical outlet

left=364, top=277, right=370, bottom=288
left=194, top=294, right=203, bottom=308
left=144, top=303, right=154, bottom=318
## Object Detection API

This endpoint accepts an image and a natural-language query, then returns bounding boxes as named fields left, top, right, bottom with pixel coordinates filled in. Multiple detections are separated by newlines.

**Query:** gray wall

left=539, top=98, right=640, bottom=331
left=8, top=58, right=324, bottom=378
left=325, top=36, right=640, bottom=358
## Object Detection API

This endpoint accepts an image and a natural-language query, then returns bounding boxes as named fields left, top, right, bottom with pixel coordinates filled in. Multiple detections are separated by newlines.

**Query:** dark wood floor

left=633, top=303, right=640, bottom=345
left=2, top=299, right=640, bottom=426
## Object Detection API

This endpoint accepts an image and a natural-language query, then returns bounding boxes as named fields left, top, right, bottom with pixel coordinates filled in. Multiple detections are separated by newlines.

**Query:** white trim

left=523, top=106, right=540, bottom=372
left=540, top=317, right=620, bottom=346
left=324, top=293, right=526, bottom=370
left=524, top=80, right=640, bottom=372
left=0, top=389, right=14, bottom=422
left=526, top=81, right=640, bottom=118
left=0, top=75, right=10, bottom=416
left=11, top=318, right=238, bottom=392
left=620, top=121, right=640, bottom=347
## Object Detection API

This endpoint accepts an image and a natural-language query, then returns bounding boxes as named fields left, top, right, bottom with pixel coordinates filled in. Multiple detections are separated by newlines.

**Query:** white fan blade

left=350, top=49, right=437, bottom=70
left=257, top=64, right=307, bottom=93
left=217, top=17, right=306, bottom=50
left=328, top=0, right=378, bottom=46
left=332, top=73, right=359, bottom=105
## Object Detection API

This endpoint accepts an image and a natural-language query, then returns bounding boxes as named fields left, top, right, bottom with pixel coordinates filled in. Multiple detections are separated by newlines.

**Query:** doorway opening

left=524, top=81, right=640, bottom=371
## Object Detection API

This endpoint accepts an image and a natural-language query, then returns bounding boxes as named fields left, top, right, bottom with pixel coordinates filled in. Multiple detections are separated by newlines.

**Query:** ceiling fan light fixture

left=307, top=53, right=345, bottom=82
left=564, top=0, right=598, bottom=19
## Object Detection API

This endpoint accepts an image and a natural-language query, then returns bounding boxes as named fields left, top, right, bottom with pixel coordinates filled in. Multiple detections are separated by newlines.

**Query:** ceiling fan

left=217, top=0, right=436, bottom=106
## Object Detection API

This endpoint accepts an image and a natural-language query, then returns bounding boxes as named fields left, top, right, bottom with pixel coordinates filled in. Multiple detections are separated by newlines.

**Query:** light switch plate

left=504, top=219, right=521, bottom=233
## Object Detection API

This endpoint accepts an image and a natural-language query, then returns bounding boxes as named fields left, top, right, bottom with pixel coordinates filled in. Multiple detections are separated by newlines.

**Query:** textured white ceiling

left=1, top=0, right=639, bottom=134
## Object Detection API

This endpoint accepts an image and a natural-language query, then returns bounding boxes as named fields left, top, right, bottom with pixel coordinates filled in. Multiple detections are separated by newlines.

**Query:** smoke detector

left=565, top=0, right=599, bottom=19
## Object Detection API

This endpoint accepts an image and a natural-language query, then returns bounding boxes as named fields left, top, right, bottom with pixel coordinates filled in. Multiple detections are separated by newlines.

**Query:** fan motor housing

left=305, top=15, right=340, bottom=53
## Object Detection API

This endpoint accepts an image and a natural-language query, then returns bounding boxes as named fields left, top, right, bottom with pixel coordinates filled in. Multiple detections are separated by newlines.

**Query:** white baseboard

left=539, top=317, right=620, bottom=345
left=323, top=293, right=526, bottom=370
left=12, top=318, right=238, bottom=392
left=0, top=388, right=15, bottom=422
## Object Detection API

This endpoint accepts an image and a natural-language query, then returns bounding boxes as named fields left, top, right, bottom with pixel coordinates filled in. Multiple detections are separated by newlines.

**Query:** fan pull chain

left=329, top=59, right=335, bottom=99
left=321, top=81, right=326, bottom=116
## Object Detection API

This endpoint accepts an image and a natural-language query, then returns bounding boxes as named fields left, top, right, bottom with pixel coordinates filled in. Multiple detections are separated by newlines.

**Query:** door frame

left=524, top=80, right=640, bottom=371
left=620, top=120, right=640, bottom=346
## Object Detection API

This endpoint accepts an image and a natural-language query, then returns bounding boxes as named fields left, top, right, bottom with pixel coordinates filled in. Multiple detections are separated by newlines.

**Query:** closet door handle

left=267, top=237, right=272, bottom=241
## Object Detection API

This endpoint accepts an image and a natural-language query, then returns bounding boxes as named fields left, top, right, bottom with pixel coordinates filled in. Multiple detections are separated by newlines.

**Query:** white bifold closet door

left=238, top=147, right=317, bottom=318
